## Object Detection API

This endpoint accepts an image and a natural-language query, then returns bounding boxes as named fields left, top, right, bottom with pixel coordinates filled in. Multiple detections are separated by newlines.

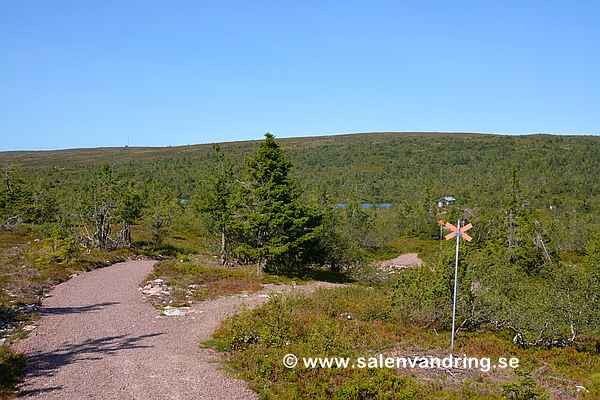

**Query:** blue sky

left=1, top=0, right=599, bottom=150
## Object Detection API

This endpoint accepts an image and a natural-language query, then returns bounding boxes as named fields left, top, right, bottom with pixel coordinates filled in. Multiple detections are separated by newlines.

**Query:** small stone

left=164, top=308, right=185, bottom=317
left=23, top=325, right=36, bottom=331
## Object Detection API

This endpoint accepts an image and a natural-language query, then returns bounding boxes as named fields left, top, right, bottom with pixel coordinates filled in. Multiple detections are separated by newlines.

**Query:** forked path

left=12, top=260, right=341, bottom=399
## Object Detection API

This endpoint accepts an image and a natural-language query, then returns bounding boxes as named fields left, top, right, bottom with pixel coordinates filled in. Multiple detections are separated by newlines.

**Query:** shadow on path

left=18, top=386, right=64, bottom=397
left=39, top=301, right=120, bottom=316
left=18, top=333, right=164, bottom=396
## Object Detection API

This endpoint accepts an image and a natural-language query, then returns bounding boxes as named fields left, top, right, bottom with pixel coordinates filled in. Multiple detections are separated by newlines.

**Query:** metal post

left=451, top=219, right=460, bottom=351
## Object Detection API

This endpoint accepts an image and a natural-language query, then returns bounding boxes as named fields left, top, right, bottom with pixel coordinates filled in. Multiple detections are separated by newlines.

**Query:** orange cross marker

left=444, top=222, right=473, bottom=242
left=444, top=219, right=474, bottom=351
left=437, top=220, right=445, bottom=226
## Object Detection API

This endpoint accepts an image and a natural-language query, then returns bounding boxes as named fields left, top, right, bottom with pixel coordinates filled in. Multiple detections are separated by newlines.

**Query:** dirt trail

left=379, top=253, right=423, bottom=269
left=12, top=260, right=342, bottom=399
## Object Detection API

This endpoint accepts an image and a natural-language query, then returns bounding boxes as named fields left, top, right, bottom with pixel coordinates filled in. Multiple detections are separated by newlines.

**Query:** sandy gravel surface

left=12, top=260, right=342, bottom=399
left=380, top=253, right=423, bottom=268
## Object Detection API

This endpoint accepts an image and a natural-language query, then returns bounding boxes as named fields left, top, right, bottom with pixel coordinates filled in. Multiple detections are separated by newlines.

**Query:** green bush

left=335, top=369, right=420, bottom=400
left=389, top=253, right=455, bottom=329
left=0, top=345, right=26, bottom=398
left=501, top=373, right=549, bottom=400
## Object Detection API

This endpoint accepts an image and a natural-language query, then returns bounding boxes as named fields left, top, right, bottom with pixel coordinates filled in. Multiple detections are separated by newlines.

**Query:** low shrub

left=213, top=284, right=600, bottom=399
left=0, top=345, right=26, bottom=398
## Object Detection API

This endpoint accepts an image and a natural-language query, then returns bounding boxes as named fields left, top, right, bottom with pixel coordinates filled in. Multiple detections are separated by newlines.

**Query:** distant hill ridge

left=0, top=131, right=584, bottom=168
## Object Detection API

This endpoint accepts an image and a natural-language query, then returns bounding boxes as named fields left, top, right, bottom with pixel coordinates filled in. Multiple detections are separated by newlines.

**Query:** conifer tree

left=231, top=133, right=321, bottom=272
left=197, top=144, right=233, bottom=264
left=89, top=163, right=118, bottom=249
left=115, top=181, right=144, bottom=247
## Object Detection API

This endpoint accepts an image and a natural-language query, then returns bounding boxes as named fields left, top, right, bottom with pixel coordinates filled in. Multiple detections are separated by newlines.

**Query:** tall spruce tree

left=232, top=133, right=321, bottom=272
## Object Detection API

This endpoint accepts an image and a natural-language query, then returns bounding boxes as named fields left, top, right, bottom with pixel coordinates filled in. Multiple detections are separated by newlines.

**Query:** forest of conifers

left=2, top=132, right=599, bottom=253
left=1, top=132, right=600, bottom=350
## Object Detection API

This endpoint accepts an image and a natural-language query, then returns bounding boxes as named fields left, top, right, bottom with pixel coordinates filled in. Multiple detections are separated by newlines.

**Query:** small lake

left=336, top=203, right=392, bottom=209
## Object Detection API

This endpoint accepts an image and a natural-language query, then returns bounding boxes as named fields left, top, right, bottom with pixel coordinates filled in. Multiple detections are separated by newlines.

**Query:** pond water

left=336, top=203, right=392, bottom=209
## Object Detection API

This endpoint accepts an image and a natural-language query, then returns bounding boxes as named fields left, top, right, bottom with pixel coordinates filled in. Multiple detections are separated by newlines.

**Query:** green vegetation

left=147, top=259, right=263, bottom=306
left=229, top=133, right=322, bottom=272
left=213, top=285, right=600, bottom=399
left=0, top=344, right=25, bottom=399
left=195, top=144, right=234, bottom=265
left=0, top=226, right=130, bottom=314
left=2, top=132, right=600, bottom=397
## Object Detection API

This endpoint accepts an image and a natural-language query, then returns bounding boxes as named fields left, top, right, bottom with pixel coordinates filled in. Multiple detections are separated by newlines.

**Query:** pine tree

left=231, top=133, right=321, bottom=272
left=0, top=163, right=31, bottom=229
left=88, top=163, right=118, bottom=249
left=115, top=180, right=144, bottom=247
left=146, top=187, right=177, bottom=249
left=196, top=144, right=233, bottom=264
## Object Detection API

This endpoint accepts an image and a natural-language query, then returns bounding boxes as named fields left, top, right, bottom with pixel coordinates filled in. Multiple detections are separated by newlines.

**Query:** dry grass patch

left=146, top=259, right=264, bottom=307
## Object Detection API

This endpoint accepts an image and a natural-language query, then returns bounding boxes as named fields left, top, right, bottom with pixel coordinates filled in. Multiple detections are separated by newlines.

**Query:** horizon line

left=1, top=131, right=598, bottom=153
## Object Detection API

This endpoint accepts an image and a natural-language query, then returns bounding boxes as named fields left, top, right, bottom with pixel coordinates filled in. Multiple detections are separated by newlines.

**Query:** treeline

left=2, top=132, right=600, bottom=348
left=3, top=133, right=600, bottom=255
left=1, top=134, right=335, bottom=271
left=2, top=133, right=600, bottom=260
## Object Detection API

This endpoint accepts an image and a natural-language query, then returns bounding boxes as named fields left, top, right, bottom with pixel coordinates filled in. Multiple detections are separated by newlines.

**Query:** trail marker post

left=444, top=220, right=473, bottom=351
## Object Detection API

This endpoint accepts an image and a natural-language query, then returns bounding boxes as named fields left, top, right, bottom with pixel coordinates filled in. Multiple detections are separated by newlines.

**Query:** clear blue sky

left=1, top=0, right=599, bottom=150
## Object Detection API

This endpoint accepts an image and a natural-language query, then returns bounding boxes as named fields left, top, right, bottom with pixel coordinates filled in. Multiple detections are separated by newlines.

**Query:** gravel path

left=380, top=253, right=423, bottom=268
left=12, top=260, right=342, bottom=399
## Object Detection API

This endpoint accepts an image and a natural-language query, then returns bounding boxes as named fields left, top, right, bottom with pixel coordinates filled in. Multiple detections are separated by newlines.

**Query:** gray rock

left=163, top=308, right=185, bottom=317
